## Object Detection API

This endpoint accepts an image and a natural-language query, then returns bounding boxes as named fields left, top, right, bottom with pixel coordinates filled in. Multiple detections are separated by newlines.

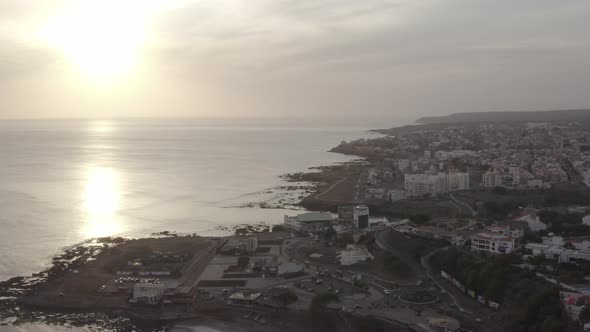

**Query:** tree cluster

left=431, top=248, right=567, bottom=331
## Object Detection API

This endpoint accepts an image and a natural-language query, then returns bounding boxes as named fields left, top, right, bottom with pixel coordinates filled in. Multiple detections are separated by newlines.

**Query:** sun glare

left=41, top=0, right=163, bottom=83
left=83, top=167, right=123, bottom=238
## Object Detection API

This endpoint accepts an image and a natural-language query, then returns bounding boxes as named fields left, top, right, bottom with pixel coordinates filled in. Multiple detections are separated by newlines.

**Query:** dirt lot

left=294, top=235, right=431, bottom=283
left=314, top=177, right=359, bottom=202
left=21, top=236, right=214, bottom=309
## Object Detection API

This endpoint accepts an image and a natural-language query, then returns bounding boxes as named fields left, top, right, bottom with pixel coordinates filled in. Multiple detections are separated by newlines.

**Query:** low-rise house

left=338, top=244, right=374, bottom=265
left=561, top=291, right=590, bottom=321
left=227, top=292, right=261, bottom=306
left=514, top=210, right=547, bottom=232
left=451, top=235, right=465, bottom=246
left=277, top=261, right=304, bottom=277
left=129, top=283, right=167, bottom=305
left=163, top=286, right=198, bottom=306
left=526, top=236, right=590, bottom=263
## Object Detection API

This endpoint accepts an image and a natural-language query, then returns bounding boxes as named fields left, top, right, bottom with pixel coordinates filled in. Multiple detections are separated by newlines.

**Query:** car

left=222, top=289, right=229, bottom=293
left=315, top=279, right=323, bottom=285
left=383, top=289, right=390, bottom=295
left=441, top=289, right=447, bottom=294
left=416, top=280, right=423, bottom=286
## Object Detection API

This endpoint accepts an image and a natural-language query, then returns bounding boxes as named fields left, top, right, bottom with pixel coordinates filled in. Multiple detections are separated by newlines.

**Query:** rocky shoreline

left=0, top=237, right=171, bottom=331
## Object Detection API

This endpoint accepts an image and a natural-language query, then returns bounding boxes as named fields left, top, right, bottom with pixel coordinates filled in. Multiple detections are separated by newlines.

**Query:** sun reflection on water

left=88, top=120, right=115, bottom=134
left=82, top=167, right=124, bottom=238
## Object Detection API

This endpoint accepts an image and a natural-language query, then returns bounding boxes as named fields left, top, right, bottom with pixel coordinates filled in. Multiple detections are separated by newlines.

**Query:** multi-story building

left=284, top=212, right=333, bottom=232
left=353, top=205, right=370, bottom=229
left=404, top=173, right=448, bottom=196
left=448, top=172, right=470, bottom=190
left=482, top=170, right=503, bottom=187
left=338, top=205, right=369, bottom=229
left=471, top=231, right=516, bottom=254
left=404, top=172, right=469, bottom=197
left=387, top=189, right=405, bottom=202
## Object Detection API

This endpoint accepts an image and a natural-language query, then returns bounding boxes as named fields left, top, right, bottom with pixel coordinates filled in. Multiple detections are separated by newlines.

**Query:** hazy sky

left=1, top=0, right=590, bottom=119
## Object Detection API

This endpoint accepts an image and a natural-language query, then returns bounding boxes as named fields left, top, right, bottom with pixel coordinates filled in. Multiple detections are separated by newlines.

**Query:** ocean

left=0, top=117, right=404, bottom=331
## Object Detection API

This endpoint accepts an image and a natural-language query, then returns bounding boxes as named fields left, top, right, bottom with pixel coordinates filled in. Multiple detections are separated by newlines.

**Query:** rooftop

left=287, top=212, right=333, bottom=223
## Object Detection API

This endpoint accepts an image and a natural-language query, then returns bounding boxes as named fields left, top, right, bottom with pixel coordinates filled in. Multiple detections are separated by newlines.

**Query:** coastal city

left=5, top=115, right=590, bottom=331
left=2, top=1, right=590, bottom=332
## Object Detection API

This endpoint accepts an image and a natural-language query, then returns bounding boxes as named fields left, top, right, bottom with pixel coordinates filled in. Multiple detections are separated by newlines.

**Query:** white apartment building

left=404, top=173, right=448, bottom=197
left=404, top=172, right=469, bottom=197
left=471, top=232, right=516, bottom=254
left=448, top=172, right=470, bottom=190
left=284, top=212, right=333, bottom=232
left=482, top=171, right=503, bottom=187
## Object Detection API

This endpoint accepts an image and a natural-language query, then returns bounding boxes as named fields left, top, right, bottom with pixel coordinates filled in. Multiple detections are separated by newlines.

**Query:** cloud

left=1, top=0, right=590, bottom=118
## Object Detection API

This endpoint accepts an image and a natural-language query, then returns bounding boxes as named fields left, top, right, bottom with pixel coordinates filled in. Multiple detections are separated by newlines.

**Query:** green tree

left=310, top=292, right=339, bottom=312
left=237, top=256, right=250, bottom=268
left=410, top=214, right=431, bottom=224
left=324, top=227, right=337, bottom=240
left=278, top=289, right=298, bottom=306
left=580, top=305, right=590, bottom=323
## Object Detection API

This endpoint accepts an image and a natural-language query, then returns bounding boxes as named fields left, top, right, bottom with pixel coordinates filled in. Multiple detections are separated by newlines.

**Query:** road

left=315, top=178, right=346, bottom=199
left=419, top=247, right=467, bottom=313
left=286, top=234, right=481, bottom=330
left=449, top=193, right=477, bottom=217
left=374, top=230, right=426, bottom=280
left=375, top=230, right=479, bottom=315
left=178, top=240, right=222, bottom=288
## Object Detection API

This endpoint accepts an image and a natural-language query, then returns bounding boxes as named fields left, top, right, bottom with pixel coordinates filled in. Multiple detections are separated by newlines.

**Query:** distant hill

left=416, top=109, right=590, bottom=124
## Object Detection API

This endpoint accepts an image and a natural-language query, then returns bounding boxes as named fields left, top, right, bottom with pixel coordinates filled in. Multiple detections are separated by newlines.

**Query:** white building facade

left=404, top=172, right=469, bottom=197
left=130, top=283, right=167, bottom=305
left=471, top=232, right=516, bottom=254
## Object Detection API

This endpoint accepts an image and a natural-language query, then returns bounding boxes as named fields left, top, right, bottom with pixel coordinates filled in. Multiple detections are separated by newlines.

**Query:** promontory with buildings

left=6, top=110, right=590, bottom=331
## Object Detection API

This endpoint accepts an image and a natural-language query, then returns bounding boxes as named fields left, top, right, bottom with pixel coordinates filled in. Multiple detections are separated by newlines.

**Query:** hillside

left=416, top=109, right=590, bottom=124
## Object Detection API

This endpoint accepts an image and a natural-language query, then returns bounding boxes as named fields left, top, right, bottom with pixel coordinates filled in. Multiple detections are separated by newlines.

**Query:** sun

left=41, top=0, right=160, bottom=83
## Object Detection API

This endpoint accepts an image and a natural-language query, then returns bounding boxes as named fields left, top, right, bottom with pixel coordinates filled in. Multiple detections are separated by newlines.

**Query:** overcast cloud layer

left=1, top=0, right=589, bottom=119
